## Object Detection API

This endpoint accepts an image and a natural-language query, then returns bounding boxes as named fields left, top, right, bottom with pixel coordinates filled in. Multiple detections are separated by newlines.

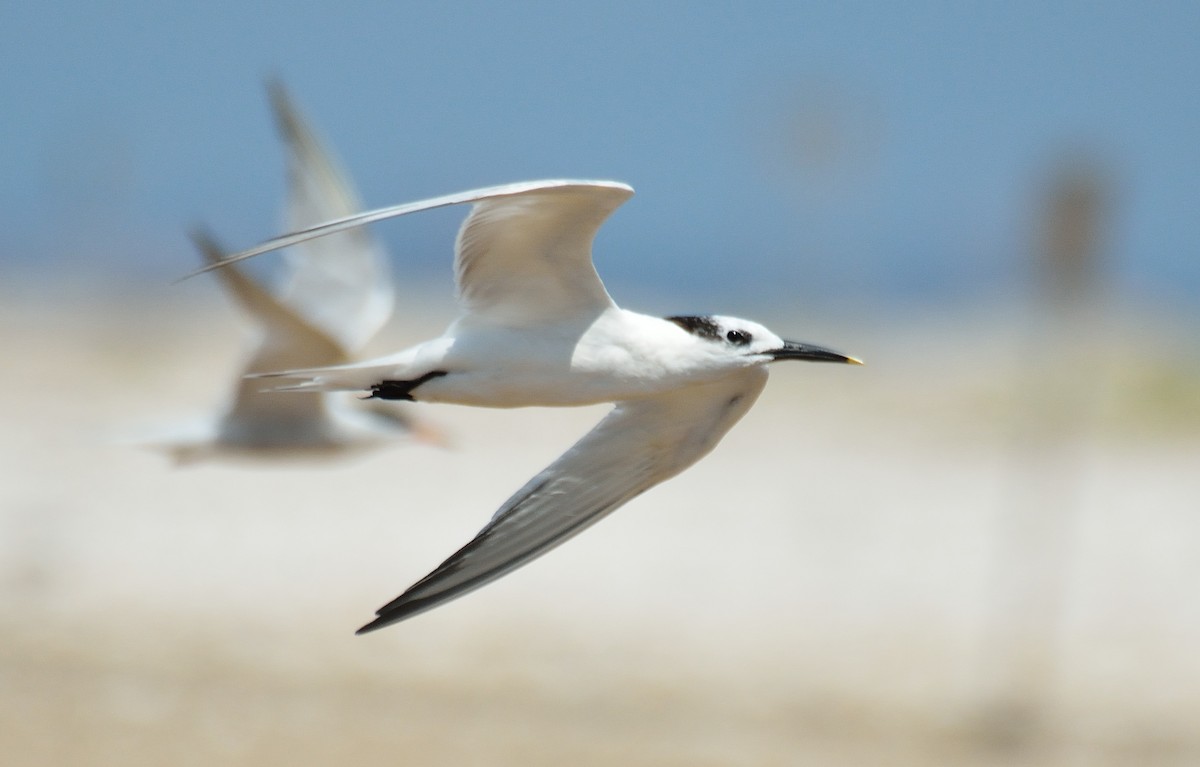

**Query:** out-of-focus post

left=977, top=155, right=1113, bottom=750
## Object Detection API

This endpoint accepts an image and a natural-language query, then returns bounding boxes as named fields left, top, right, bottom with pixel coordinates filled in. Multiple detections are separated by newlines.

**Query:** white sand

left=2, top=290, right=1198, bottom=765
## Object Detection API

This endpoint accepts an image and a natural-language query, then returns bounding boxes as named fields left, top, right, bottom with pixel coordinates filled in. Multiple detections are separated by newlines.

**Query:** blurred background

left=2, top=2, right=1198, bottom=765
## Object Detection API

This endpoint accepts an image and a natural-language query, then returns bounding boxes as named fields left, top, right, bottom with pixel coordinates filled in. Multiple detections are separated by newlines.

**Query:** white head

left=665, top=314, right=862, bottom=369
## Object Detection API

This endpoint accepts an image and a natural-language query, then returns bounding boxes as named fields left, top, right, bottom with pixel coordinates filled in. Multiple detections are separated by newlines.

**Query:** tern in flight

left=155, top=82, right=442, bottom=463
left=190, top=179, right=860, bottom=631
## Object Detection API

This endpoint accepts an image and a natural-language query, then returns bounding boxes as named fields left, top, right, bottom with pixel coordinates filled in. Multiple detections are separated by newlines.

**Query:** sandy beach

left=2, top=288, right=1198, bottom=766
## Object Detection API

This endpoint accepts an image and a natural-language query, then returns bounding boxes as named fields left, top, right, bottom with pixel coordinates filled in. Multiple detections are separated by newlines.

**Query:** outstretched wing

left=267, top=81, right=394, bottom=350
left=451, top=182, right=631, bottom=324
left=356, top=368, right=769, bottom=633
left=182, top=179, right=634, bottom=326
left=191, top=227, right=347, bottom=369
left=190, top=228, right=347, bottom=435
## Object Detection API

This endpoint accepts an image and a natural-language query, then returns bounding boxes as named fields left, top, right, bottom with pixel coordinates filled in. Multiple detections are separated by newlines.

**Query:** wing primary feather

left=355, top=370, right=768, bottom=634
left=176, top=180, right=632, bottom=282
left=185, top=226, right=345, bottom=357
left=356, top=480, right=631, bottom=633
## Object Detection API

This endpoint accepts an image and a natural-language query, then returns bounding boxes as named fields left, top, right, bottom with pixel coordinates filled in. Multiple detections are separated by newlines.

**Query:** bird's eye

left=726, top=329, right=751, bottom=345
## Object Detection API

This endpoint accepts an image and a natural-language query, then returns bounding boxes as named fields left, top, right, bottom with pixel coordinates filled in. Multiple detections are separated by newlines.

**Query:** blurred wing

left=268, top=81, right=393, bottom=350
left=356, top=368, right=768, bottom=633
left=191, top=228, right=348, bottom=433
left=452, top=182, right=632, bottom=324
left=182, top=179, right=634, bottom=323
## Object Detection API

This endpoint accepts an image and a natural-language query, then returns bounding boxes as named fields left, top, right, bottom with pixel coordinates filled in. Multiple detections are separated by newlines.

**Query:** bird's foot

left=365, top=370, right=449, bottom=401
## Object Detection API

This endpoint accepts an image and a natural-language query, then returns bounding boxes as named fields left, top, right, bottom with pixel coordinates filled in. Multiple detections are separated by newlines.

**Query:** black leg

left=366, top=370, right=449, bottom=401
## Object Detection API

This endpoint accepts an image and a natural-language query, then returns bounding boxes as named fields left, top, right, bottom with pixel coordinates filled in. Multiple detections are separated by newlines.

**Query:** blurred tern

left=191, top=179, right=860, bottom=631
left=155, top=83, right=442, bottom=463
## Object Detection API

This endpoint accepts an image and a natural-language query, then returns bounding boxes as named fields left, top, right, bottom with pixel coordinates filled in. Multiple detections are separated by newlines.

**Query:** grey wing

left=267, top=81, right=394, bottom=351
left=356, top=368, right=769, bottom=633
left=191, top=228, right=348, bottom=436
left=191, top=227, right=347, bottom=369
left=452, top=183, right=632, bottom=324
left=181, top=180, right=634, bottom=284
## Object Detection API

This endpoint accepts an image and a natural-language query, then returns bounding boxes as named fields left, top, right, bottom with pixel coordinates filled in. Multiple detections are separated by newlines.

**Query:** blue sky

left=3, top=1, right=1197, bottom=310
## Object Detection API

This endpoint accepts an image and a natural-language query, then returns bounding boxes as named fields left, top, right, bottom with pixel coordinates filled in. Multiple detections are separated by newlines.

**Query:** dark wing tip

left=265, top=78, right=303, bottom=144
left=354, top=593, right=442, bottom=635
left=187, top=226, right=227, bottom=266
left=354, top=617, right=388, bottom=635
